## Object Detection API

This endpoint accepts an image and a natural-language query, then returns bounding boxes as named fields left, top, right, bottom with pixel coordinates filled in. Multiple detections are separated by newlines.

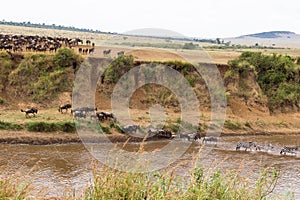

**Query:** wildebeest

left=0, top=33, right=92, bottom=54
left=236, top=141, right=256, bottom=151
left=89, top=48, right=94, bottom=54
left=96, top=112, right=105, bottom=122
left=103, top=49, right=111, bottom=56
left=21, top=107, right=38, bottom=117
left=178, top=132, right=201, bottom=141
left=117, top=51, right=125, bottom=56
left=202, top=136, right=218, bottom=143
left=99, top=112, right=117, bottom=122
left=58, top=104, right=72, bottom=113
left=148, top=128, right=172, bottom=139
left=122, top=124, right=140, bottom=134
left=280, top=146, right=300, bottom=155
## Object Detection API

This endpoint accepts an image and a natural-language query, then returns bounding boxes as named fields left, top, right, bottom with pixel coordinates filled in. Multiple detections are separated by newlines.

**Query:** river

left=0, top=134, right=299, bottom=199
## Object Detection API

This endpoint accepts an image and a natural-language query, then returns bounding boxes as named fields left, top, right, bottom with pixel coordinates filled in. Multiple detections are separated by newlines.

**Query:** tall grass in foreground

left=0, top=152, right=294, bottom=200
left=85, top=159, right=291, bottom=200
left=0, top=176, right=29, bottom=199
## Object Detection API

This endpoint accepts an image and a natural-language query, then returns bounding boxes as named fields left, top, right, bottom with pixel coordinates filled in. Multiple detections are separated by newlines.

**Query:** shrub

left=0, top=121, right=23, bottom=130
left=26, top=122, right=60, bottom=132
left=26, top=122, right=75, bottom=132
left=53, top=48, right=82, bottom=69
left=0, top=97, right=4, bottom=104
left=103, top=55, right=134, bottom=84
left=100, top=125, right=111, bottom=134
left=115, top=124, right=124, bottom=133
left=109, top=120, right=115, bottom=128
left=183, top=42, right=198, bottom=50
left=228, top=51, right=300, bottom=112
left=58, top=122, right=76, bottom=133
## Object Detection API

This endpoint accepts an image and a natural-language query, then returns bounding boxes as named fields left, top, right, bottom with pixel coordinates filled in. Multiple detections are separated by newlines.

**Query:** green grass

left=25, top=121, right=75, bottom=132
left=85, top=162, right=283, bottom=200
left=100, top=125, right=112, bottom=134
left=0, top=121, right=23, bottom=130
left=224, top=120, right=243, bottom=130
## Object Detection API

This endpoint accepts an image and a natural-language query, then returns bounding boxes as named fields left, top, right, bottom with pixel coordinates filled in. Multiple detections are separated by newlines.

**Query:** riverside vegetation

left=0, top=49, right=299, bottom=199
left=1, top=50, right=300, bottom=133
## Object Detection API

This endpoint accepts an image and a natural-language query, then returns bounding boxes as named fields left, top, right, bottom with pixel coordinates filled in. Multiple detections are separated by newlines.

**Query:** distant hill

left=239, top=31, right=296, bottom=39
left=224, top=31, right=300, bottom=48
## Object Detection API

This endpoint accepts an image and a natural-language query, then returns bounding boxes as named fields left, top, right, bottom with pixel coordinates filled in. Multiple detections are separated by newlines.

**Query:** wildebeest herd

left=0, top=33, right=94, bottom=54
left=20, top=104, right=299, bottom=155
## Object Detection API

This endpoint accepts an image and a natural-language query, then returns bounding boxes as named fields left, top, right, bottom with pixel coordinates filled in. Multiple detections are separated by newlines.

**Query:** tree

left=53, top=48, right=82, bottom=69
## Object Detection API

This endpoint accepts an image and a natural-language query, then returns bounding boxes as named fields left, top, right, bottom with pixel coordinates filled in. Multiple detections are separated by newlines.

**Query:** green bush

left=0, top=121, right=23, bottom=130
left=115, top=124, right=124, bottom=133
left=53, top=48, right=82, bottom=69
left=100, top=125, right=111, bottom=134
left=26, top=122, right=59, bottom=132
left=109, top=120, right=115, bottom=128
left=58, top=122, right=76, bottom=133
left=228, top=51, right=300, bottom=112
left=103, top=55, right=134, bottom=84
left=0, top=97, right=4, bottom=104
left=26, top=121, right=75, bottom=132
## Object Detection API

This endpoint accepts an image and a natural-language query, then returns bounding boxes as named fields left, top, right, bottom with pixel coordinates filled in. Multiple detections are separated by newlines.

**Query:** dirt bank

left=0, top=127, right=299, bottom=145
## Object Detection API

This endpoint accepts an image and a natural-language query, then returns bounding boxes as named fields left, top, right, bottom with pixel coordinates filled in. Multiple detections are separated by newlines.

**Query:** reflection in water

left=0, top=135, right=299, bottom=198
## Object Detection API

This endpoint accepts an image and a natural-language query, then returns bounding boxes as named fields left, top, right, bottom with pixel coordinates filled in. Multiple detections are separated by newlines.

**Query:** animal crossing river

left=0, top=134, right=299, bottom=198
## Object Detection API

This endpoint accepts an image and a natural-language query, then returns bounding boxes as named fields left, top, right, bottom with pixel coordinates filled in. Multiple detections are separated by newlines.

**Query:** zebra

left=280, top=146, right=300, bottom=155
left=73, top=111, right=86, bottom=119
left=202, top=136, right=218, bottom=143
left=236, top=141, right=256, bottom=151
left=255, top=143, right=274, bottom=152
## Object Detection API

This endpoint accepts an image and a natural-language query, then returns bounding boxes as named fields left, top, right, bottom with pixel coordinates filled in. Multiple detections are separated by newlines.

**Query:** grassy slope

left=0, top=27, right=299, bottom=136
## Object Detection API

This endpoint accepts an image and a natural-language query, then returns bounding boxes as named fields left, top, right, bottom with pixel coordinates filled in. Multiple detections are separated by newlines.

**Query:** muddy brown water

left=0, top=134, right=299, bottom=199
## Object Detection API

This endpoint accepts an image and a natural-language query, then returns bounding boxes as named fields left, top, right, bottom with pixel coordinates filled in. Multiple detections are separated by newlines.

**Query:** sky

left=1, top=0, right=299, bottom=38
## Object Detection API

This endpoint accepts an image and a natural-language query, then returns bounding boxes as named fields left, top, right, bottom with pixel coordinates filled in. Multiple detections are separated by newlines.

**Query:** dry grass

left=83, top=146, right=284, bottom=200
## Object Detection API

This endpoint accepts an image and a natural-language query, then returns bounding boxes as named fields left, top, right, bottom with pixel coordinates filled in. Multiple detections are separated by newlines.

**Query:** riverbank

left=1, top=127, right=300, bottom=145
